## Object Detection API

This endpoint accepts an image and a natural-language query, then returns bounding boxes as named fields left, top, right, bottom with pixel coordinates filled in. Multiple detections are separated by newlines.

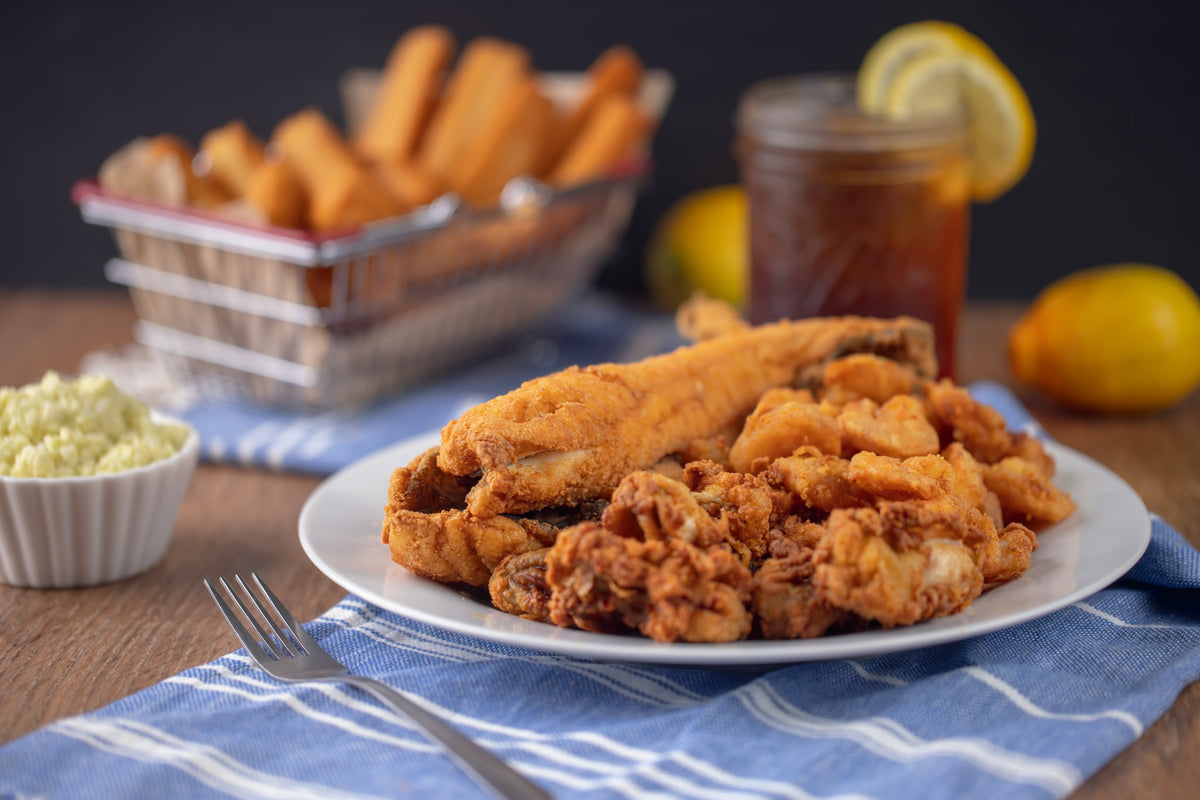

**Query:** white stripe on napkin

left=330, top=602, right=708, bottom=706
left=963, top=666, right=1143, bottom=735
left=1074, top=600, right=1187, bottom=630
left=169, top=668, right=437, bottom=751
left=52, top=717, right=387, bottom=800
left=295, top=425, right=339, bottom=460
left=263, top=412, right=342, bottom=469
left=740, top=682, right=1081, bottom=795
left=235, top=420, right=287, bottom=464
left=843, top=660, right=908, bottom=687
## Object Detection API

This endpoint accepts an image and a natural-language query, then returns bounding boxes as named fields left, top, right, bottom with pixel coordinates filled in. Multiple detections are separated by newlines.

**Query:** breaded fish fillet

left=438, top=314, right=936, bottom=517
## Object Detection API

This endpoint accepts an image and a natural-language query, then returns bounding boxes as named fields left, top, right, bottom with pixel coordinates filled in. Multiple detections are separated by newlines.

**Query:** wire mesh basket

left=73, top=170, right=645, bottom=409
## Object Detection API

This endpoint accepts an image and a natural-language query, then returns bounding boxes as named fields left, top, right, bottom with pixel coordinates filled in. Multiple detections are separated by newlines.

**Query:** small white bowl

left=0, top=420, right=199, bottom=588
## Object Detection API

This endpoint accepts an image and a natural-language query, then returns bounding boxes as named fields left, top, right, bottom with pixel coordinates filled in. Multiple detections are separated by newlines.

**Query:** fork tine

left=204, top=578, right=277, bottom=662
left=219, top=576, right=288, bottom=660
left=251, top=572, right=320, bottom=652
left=234, top=574, right=303, bottom=657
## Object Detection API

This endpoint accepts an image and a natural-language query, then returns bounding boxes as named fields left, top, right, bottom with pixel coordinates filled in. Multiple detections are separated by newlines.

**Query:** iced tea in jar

left=736, top=74, right=969, bottom=376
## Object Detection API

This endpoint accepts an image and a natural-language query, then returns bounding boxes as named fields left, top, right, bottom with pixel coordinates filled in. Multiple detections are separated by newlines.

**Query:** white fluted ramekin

left=0, top=421, right=199, bottom=588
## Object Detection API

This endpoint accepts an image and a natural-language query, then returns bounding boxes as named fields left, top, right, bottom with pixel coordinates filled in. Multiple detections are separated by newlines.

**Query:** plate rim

left=298, top=430, right=1151, bottom=666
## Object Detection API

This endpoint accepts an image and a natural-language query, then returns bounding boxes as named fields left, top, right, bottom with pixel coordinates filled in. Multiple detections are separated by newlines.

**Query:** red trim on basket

left=70, top=179, right=334, bottom=243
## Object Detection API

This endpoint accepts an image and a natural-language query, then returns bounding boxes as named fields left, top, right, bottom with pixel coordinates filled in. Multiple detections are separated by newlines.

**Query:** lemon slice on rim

left=856, top=20, right=995, bottom=115
left=884, top=48, right=1036, bottom=202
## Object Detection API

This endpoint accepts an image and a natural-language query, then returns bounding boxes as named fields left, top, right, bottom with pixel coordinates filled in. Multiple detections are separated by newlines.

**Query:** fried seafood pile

left=382, top=302, right=1075, bottom=643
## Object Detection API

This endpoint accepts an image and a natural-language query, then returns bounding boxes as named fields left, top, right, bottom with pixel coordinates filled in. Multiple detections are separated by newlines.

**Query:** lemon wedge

left=857, top=21, right=995, bottom=115
left=884, top=47, right=1035, bottom=202
left=857, top=21, right=1035, bottom=202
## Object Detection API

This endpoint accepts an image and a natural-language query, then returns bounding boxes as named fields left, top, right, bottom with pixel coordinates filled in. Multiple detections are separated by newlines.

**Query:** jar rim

left=735, top=72, right=967, bottom=151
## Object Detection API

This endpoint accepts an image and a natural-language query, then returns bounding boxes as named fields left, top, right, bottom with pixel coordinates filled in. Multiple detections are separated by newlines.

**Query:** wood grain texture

left=1, top=290, right=1197, bottom=799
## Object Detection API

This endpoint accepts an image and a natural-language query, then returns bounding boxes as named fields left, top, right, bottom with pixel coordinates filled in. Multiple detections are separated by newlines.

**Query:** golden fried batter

left=381, top=306, right=1077, bottom=643
left=546, top=521, right=753, bottom=642
left=941, top=442, right=1005, bottom=527
left=438, top=315, right=937, bottom=517
left=489, top=549, right=553, bottom=621
left=729, top=391, right=841, bottom=474
left=602, top=470, right=726, bottom=547
left=383, top=451, right=561, bottom=586
left=683, top=460, right=792, bottom=565
left=837, top=395, right=941, bottom=458
left=767, top=449, right=872, bottom=513
left=924, top=379, right=1013, bottom=462
left=819, top=353, right=921, bottom=404
left=844, top=451, right=953, bottom=501
left=983, top=456, right=1078, bottom=524
left=752, top=534, right=862, bottom=639
left=814, top=505, right=985, bottom=628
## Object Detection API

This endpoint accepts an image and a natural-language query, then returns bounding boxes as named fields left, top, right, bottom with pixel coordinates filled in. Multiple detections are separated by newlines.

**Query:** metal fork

left=204, top=573, right=551, bottom=800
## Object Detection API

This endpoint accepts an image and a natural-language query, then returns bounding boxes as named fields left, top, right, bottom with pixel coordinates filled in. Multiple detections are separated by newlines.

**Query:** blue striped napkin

left=0, top=515, right=1196, bottom=800
left=7, top=299, right=1197, bottom=799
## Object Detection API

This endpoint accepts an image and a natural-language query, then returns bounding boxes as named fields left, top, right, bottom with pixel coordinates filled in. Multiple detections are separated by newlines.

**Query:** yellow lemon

left=857, top=20, right=996, bottom=115
left=857, top=21, right=1036, bottom=202
left=645, top=185, right=747, bottom=310
left=1008, top=264, right=1200, bottom=414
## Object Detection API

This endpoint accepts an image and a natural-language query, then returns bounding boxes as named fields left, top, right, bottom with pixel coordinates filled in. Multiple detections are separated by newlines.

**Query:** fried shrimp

left=844, top=451, right=953, bottom=501
left=729, top=391, right=841, bottom=474
left=766, top=449, right=872, bottom=513
left=924, top=379, right=1013, bottom=463
left=837, top=395, right=941, bottom=458
left=983, top=456, right=1078, bottom=523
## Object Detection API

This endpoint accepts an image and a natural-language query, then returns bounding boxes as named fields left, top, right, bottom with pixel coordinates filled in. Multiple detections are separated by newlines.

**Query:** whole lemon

left=645, top=185, right=746, bottom=310
left=1008, top=263, right=1200, bottom=414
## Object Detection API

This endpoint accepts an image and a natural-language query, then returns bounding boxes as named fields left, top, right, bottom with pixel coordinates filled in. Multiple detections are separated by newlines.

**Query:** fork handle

left=342, top=675, right=552, bottom=800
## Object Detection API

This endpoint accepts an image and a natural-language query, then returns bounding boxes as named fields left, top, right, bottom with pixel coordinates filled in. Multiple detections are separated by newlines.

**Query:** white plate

left=299, top=430, right=1150, bottom=666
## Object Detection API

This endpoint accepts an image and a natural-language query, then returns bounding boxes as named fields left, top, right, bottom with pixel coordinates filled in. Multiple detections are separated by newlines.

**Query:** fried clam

left=683, top=459, right=793, bottom=566
left=489, top=548, right=553, bottom=621
left=492, top=469, right=759, bottom=643
left=752, top=533, right=865, bottom=639
left=437, top=313, right=937, bottom=518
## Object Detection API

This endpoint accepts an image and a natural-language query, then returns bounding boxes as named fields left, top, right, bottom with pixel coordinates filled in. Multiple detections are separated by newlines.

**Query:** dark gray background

left=2, top=0, right=1196, bottom=299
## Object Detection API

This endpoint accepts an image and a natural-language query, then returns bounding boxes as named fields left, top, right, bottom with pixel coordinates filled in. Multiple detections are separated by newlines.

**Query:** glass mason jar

left=736, top=73, right=970, bottom=376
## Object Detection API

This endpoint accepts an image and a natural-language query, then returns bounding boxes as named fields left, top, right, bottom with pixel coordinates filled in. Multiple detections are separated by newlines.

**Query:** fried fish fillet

left=437, top=314, right=937, bottom=518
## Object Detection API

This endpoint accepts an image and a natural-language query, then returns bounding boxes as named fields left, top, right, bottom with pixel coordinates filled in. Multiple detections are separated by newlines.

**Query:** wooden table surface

left=1, top=288, right=1197, bottom=797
